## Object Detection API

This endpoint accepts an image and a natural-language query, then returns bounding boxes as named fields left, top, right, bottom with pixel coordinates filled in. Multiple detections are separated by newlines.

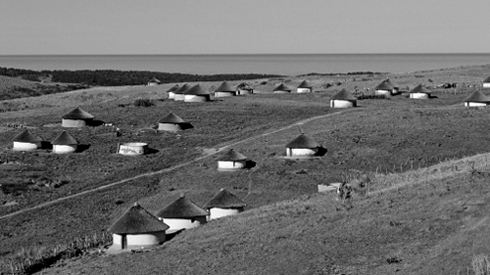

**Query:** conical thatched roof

left=285, top=133, right=320, bottom=149
left=217, top=149, right=247, bottom=161
left=108, top=203, right=169, bottom=234
left=173, top=83, right=191, bottom=94
left=409, top=84, right=431, bottom=94
left=156, top=194, right=208, bottom=218
left=159, top=112, right=186, bottom=124
left=214, top=82, right=236, bottom=93
left=166, top=84, right=180, bottom=93
left=273, top=83, right=292, bottom=92
left=185, top=84, right=210, bottom=95
left=331, top=89, right=357, bottom=100
left=297, top=80, right=312, bottom=89
left=51, top=131, right=78, bottom=145
left=203, top=188, right=246, bottom=209
left=148, top=77, right=161, bottom=84
left=385, top=78, right=398, bottom=88
left=483, top=76, right=490, bottom=83
left=464, top=90, right=490, bottom=103
left=237, top=82, right=253, bottom=90
left=12, top=130, right=43, bottom=143
left=61, top=107, right=94, bottom=120
left=375, top=80, right=393, bottom=90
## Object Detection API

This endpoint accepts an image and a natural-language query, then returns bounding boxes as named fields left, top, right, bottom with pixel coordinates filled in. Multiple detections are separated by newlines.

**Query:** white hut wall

left=209, top=207, right=243, bottom=220
left=217, top=160, right=246, bottom=170
left=330, top=100, right=356, bottom=108
left=62, top=119, right=89, bottom=128
left=184, top=95, right=210, bottom=102
left=215, top=91, right=236, bottom=97
left=12, top=141, right=39, bottom=151
left=465, top=102, right=488, bottom=107
left=163, top=217, right=207, bottom=233
left=286, top=148, right=318, bottom=157
left=52, top=145, right=77, bottom=154
left=158, top=123, right=182, bottom=132
left=297, top=88, right=312, bottom=93
left=409, top=93, right=429, bottom=99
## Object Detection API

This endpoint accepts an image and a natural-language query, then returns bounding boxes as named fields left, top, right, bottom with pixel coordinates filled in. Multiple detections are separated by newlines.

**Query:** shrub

left=133, top=98, right=154, bottom=107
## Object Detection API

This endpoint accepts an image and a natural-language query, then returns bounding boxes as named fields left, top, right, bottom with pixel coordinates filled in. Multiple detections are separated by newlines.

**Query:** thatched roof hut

left=203, top=188, right=246, bottom=220
left=155, top=194, right=208, bottom=233
left=12, top=130, right=43, bottom=151
left=184, top=84, right=211, bottom=102
left=61, top=107, right=94, bottom=127
left=409, top=84, right=431, bottom=99
left=217, top=149, right=248, bottom=171
left=273, top=83, right=292, bottom=94
left=330, top=89, right=357, bottom=108
left=463, top=90, right=490, bottom=107
left=296, top=80, right=313, bottom=93
left=51, top=131, right=78, bottom=154
left=214, top=82, right=237, bottom=97
left=285, top=133, right=321, bottom=157
left=158, top=112, right=191, bottom=132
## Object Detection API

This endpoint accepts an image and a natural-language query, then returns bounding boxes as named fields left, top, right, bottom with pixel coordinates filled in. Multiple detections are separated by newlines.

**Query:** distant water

left=1, top=54, right=490, bottom=76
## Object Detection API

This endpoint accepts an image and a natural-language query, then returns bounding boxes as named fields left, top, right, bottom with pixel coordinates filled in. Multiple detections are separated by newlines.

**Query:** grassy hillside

left=36, top=153, right=490, bottom=275
left=1, top=64, right=490, bottom=274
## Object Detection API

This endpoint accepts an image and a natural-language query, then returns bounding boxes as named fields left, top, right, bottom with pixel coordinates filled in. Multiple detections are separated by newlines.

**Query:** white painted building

left=166, top=84, right=180, bottom=99
left=155, top=194, right=208, bottom=233
left=463, top=90, right=490, bottom=107
left=273, top=83, right=292, bottom=94
left=214, top=82, right=237, bottom=97
left=118, top=142, right=148, bottom=156
left=147, top=77, right=161, bottom=86
left=217, top=149, right=248, bottom=171
left=483, top=76, right=490, bottom=88
left=172, top=83, right=190, bottom=101
left=108, top=202, right=169, bottom=250
left=408, top=84, right=431, bottom=99
left=158, top=112, right=191, bottom=132
left=203, top=188, right=246, bottom=220
left=184, top=84, right=211, bottom=102
left=330, top=89, right=357, bottom=108
left=12, top=130, right=43, bottom=151
left=61, top=107, right=94, bottom=127
left=285, top=133, right=321, bottom=157
left=296, top=80, right=313, bottom=93
left=51, top=131, right=78, bottom=154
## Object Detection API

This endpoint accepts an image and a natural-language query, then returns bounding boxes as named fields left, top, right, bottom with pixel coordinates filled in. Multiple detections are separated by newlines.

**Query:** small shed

left=463, top=90, right=490, bottom=107
left=203, top=188, right=246, bottom=220
left=158, top=112, right=191, bottom=132
left=173, top=83, right=190, bottom=101
left=118, top=142, right=148, bottom=156
left=330, top=89, right=357, bottom=108
left=273, top=83, right=292, bottom=94
left=61, top=107, right=94, bottom=127
left=184, top=84, right=211, bottom=102
left=296, top=80, right=313, bottom=93
left=214, top=82, right=237, bottom=97
left=155, top=194, right=208, bottom=233
left=51, top=131, right=78, bottom=154
left=217, top=149, right=248, bottom=171
left=147, top=77, right=161, bottom=86
left=237, top=82, right=254, bottom=95
left=285, top=133, right=321, bottom=157
left=166, top=84, right=180, bottom=99
left=12, top=130, right=43, bottom=151
left=409, top=84, right=431, bottom=99
left=108, top=202, right=169, bottom=250
left=483, top=76, right=490, bottom=89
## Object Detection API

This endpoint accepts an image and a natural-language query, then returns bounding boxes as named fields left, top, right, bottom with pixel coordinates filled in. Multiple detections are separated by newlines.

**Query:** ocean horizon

left=1, top=53, right=490, bottom=76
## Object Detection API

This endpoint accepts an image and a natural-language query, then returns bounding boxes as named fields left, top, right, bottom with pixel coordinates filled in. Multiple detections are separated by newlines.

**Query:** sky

left=1, top=0, right=489, bottom=55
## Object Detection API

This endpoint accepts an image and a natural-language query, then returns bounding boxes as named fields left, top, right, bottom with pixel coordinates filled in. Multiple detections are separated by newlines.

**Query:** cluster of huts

left=165, top=81, right=254, bottom=103
left=108, top=188, right=246, bottom=250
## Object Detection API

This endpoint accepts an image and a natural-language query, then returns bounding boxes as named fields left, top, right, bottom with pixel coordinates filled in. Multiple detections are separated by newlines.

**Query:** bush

left=133, top=98, right=154, bottom=107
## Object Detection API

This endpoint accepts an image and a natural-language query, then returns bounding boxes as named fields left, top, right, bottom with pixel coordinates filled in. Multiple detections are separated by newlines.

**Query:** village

left=2, top=68, right=490, bottom=273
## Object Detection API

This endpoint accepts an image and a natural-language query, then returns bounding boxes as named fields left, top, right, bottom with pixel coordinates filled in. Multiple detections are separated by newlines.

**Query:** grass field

left=1, top=65, right=490, bottom=274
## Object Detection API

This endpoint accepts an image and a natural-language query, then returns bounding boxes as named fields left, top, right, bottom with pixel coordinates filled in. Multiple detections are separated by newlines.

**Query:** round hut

left=409, top=84, right=431, bottom=99
left=203, top=188, right=246, bottom=220
left=285, top=133, right=321, bottom=157
left=158, top=112, right=190, bottom=132
left=155, top=194, right=208, bottom=233
left=61, top=107, right=94, bottom=127
left=463, top=90, right=490, bottom=107
left=166, top=84, right=180, bottom=99
left=147, top=77, right=161, bottom=86
left=296, top=80, right=313, bottom=93
left=51, top=131, right=78, bottom=154
left=273, top=83, right=292, bottom=94
left=374, top=80, right=394, bottom=96
left=108, top=202, right=169, bottom=250
left=184, top=84, right=211, bottom=102
left=118, top=142, right=148, bottom=156
left=483, top=76, right=490, bottom=89
left=217, top=149, right=248, bottom=171
left=214, top=82, right=237, bottom=97
left=385, top=78, right=399, bottom=94
left=173, top=83, right=190, bottom=101
left=330, top=89, right=357, bottom=108
left=237, top=82, right=254, bottom=95
left=12, top=130, right=43, bottom=151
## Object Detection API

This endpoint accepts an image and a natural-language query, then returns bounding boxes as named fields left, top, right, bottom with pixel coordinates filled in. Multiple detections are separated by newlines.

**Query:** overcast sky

left=1, top=0, right=489, bottom=55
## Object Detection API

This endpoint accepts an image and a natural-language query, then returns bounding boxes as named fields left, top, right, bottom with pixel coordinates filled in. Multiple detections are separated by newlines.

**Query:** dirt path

left=0, top=109, right=354, bottom=221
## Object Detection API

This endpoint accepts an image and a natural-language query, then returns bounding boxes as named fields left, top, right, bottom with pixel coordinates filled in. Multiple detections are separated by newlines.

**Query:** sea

left=1, top=54, right=490, bottom=76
